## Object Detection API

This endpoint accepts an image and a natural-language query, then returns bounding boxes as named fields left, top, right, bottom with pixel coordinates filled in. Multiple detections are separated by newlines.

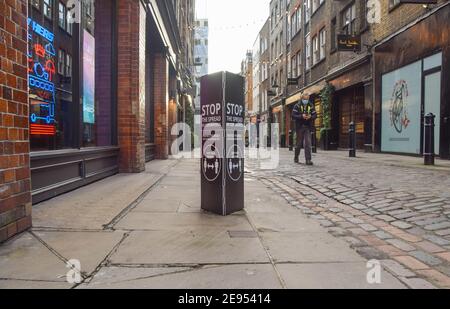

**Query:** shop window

left=28, top=0, right=116, bottom=151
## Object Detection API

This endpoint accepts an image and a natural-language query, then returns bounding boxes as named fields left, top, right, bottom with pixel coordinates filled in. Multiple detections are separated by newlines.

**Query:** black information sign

left=200, top=72, right=245, bottom=216
left=337, top=34, right=362, bottom=52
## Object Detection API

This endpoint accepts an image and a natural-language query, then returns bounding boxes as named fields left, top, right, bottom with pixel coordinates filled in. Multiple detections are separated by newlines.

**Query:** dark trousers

left=295, top=126, right=312, bottom=162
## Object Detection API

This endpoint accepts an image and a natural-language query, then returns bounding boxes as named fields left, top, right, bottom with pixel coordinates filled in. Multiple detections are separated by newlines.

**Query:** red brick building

left=0, top=0, right=32, bottom=243
left=0, top=0, right=195, bottom=243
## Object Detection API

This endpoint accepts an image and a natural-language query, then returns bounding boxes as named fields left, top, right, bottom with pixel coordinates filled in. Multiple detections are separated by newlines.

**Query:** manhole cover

left=228, top=231, right=258, bottom=238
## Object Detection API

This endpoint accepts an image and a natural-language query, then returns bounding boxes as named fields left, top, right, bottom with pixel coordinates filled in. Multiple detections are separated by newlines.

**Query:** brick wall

left=95, top=0, right=113, bottom=146
left=371, top=1, right=447, bottom=42
left=0, top=0, right=32, bottom=243
left=117, top=0, right=146, bottom=173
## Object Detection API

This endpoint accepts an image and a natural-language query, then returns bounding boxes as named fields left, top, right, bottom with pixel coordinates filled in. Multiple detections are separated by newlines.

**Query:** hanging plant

left=319, top=83, right=335, bottom=132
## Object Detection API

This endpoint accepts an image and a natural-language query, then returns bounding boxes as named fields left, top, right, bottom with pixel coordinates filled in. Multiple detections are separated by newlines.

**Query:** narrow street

left=1, top=150, right=450, bottom=289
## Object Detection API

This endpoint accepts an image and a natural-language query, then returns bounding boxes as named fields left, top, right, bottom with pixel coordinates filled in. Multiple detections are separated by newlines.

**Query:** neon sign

left=27, top=18, right=54, bottom=42
left=28, top=18, right=56, bottom=136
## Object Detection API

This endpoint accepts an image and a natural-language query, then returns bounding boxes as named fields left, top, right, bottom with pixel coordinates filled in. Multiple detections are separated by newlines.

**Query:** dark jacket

left=292, top=100, right=318, bottom=130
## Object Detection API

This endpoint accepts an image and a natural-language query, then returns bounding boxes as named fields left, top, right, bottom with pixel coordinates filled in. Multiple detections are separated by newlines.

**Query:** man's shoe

left=294, top=157, right=299, bottom=164
left=306, top=161, right=314, bottom=166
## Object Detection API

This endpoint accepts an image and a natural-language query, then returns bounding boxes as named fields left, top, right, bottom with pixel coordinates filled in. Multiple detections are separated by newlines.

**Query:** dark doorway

left=337, top=85, right=365, bottom=149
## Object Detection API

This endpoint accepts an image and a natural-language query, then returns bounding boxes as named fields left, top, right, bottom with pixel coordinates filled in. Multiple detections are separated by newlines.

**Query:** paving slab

left=0, top=279, right=72, bottom=289
left=79, top=265, right=282, bottom=289
left=0, top=233, right=67, bottom=282
left=32, top=168, right=168, bottom=230
left=109, top=230, right=270, bottom=265
left=115, top=212, right=253, bottom=232
left=133, top=199, right=182, bottom=213
left=260, top=232, right=365, bottom=263
left=277, top=262, right=406, bottom=289
left=248, top=213, right=325, bottom=233
left=33, top=231, right=126, bottom=275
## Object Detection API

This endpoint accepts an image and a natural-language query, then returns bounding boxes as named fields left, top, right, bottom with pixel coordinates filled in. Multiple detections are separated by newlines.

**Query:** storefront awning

left=286, top=80, right=327, bottom=106
left=286, top=92, right=302, bottom=106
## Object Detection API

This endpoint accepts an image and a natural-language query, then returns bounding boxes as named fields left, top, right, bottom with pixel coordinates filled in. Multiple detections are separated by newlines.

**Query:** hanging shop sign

left=267, top=90, right=276, bottom=97
left=83, top=30, right=96, bottom=124
left=337, top=34, right=362, bottom=52
left=27, top=18, right=56, bottom=136
left=287, top=78, right=298, bottom=86
left=200, top=72, right=245, bottom=216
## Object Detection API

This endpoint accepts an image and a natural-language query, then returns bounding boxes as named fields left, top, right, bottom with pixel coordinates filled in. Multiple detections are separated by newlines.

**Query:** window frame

left=342, top=2, right=357, bottom=35
left=65, top=53, right=72, bottom=78
left=58, top=2, right=67, bottom=30
left=312, top=35, right=319, bottom=65
left=319, top=27, right=326, bottom=60
left=305, top=33, right=311, bottom=70
left=58, top=49, right=65, bottom=76
left=43, top=0, right=52, bottom=20
left=31, top=0, right=41, bottom=10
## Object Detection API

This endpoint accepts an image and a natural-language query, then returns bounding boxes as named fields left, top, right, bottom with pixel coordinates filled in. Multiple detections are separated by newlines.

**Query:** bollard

left=311, top=131, right=317, bottom=154
left=289, top=130, right=294, bottom=151
left=424, top=113, right=436, bottom=166
left=349, top=122, right=356, bottom=158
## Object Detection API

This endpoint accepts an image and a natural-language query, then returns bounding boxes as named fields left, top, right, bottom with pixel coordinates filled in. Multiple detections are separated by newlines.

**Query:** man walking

left=292, top=93, right=317, bottom=165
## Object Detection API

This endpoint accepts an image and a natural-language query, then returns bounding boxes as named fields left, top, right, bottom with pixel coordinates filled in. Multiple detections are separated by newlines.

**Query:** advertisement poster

left=381, top=61, right=422, bottom=154
left=83, top=30, right=96, bottom=124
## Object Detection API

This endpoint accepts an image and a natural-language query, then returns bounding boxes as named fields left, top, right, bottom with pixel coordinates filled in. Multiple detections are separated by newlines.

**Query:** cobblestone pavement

left=246, top=149, right=450, bottom=289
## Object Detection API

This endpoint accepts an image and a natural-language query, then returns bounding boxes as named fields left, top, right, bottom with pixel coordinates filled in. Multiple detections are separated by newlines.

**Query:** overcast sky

left=196, top=0, right=271, bottom=74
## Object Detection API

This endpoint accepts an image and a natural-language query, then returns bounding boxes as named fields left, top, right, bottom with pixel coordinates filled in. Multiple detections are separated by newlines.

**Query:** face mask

left=302, top=99, right=309, bottom=105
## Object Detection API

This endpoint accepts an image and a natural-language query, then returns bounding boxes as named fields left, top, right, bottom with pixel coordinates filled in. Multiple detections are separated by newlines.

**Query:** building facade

left=372, top=1, right=450, bottom=158
left=193, top=18, right=209, bottom=113
left=241, top=50, right=253, bottom=124
left=244, top=0, right=449, bottom=157
left=0, top=0, right=196, bottom=243
left=251, top=18, right=271, bottom=128
left=269, top=0, right=289, bottom=147
left=252, top=36, right=260, bottom=125
left=259, top=19, right=271, bottom=126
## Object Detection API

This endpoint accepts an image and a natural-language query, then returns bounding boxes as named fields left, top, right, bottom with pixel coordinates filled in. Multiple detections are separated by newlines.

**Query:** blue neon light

left=28, top=18, right=56, bottom=130
left=27, top=18, right=54, bottom=42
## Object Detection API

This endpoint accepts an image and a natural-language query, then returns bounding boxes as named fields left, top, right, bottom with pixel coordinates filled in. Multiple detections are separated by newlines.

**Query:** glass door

left=423, top=70, right=442, bottom=156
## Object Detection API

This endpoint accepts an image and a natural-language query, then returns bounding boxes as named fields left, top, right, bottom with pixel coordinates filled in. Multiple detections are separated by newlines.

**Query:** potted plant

left=319, top=83, right=335, bottom=150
